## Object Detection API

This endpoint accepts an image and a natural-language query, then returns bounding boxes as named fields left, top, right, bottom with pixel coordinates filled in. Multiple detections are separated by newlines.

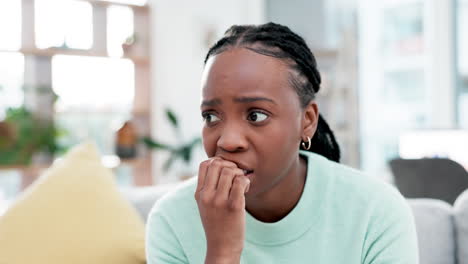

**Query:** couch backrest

left=455, top=189, right=468, bottom=264
left=124, top=184, right=468, bottom=264
left=120, top=184, right=177, bottom=222
left=390, top=158, right=468, bottom=205
left=408, top=199, right=456, bottom=264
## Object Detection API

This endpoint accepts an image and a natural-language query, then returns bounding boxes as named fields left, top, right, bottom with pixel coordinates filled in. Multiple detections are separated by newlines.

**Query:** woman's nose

left=216, top=124, right=248, bottom=153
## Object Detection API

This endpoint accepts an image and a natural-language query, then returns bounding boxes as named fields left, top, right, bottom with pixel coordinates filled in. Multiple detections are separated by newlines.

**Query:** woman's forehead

left=201, top=48, right=291, bottom=98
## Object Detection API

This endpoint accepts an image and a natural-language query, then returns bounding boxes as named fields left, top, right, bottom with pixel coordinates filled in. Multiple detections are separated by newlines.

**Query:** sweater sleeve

left=362, top=186, right=420, bottom=264
left=146, top=207, right=189, bottom=264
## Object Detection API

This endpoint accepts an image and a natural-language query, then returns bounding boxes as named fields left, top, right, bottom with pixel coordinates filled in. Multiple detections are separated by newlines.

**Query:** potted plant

left=0, top=107, right=65, bottom=165
left=141, top=108, right=201, bottom=180
left=122, top=34, right=137, bottom=57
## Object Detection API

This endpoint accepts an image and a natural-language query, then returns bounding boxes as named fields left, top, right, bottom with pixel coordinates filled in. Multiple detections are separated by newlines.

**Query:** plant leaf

left=181, top=146, right=190, bottom=162
left=177, top=137, right=201, bottom=163
left=165, top=108, right=178, bottom=128
left=162, top=153, right=177, bottom=172
left=141, top=137, right=172, bottom=151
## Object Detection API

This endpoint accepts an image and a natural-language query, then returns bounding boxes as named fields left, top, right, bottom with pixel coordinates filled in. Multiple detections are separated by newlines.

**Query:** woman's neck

left=245, top=155, right=308, bottom=223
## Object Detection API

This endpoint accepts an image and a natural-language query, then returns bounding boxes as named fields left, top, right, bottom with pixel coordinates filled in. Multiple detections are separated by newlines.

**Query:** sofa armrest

left=120, top=184, right=179, bottom=222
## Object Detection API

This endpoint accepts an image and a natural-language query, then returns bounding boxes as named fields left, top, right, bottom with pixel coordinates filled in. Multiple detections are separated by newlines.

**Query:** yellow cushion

left=0, top=142, right=146, bottom=264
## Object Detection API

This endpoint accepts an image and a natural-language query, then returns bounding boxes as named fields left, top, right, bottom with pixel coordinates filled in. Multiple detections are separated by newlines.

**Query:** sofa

left=122, top=183, right=468, bottom=264
left=2, top=141, right=464, bottom=264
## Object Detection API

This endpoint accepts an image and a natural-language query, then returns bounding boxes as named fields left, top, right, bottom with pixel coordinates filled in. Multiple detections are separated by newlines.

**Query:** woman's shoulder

left=305, top=151, right=407, bottom=209
left=307, top=152, right=415, bottom=240
left=335, top=161, right=402, bottom=204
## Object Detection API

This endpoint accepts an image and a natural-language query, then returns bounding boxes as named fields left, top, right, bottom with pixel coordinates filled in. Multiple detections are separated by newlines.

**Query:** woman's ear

left=302, top=102, right=319, bottom=140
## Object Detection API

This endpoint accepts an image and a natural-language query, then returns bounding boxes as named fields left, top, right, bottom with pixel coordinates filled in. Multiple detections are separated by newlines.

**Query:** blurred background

left=0, top=0, right=467, bottom=208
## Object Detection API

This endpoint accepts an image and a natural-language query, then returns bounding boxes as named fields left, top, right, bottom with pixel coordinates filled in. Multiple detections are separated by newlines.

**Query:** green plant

left=0, top=107, right=66, bottom=165
left=142, top=108, right=201, bottom=172
left=124, top=33, right=137, bottom=46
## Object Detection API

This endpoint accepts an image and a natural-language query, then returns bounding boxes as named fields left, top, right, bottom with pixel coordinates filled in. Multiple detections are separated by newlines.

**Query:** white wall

left=149, top=0, right=265, bottom=183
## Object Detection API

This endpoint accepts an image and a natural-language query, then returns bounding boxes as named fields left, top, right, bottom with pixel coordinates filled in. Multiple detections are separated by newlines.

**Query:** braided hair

left=203, top=22, right=341, bottom=163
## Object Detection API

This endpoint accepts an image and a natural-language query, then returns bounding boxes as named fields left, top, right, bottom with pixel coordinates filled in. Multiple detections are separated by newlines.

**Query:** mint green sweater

left=146, top=151, right=419, bottom=263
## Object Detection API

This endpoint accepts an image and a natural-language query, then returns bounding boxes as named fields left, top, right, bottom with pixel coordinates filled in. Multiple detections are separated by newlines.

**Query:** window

left=53, top=55, right=134, bottom=111
left=0, top=52, right=24, bottom=202
left=107, top=6, right=134, bottom=57
left=35, top=0, right=93, bottom=49
left=0, top=1, right=21, bottom=51
left=359, top=0, right=429, bottom=175
left=360, top=0, right=460, bottom=179
left=52, top=55, right=135, bottom=154
left=457, top=0, right=468, bottom=127
left=0, top=0, right=151, bottom=198
left=0, top=52, right=24, bottom=120
left=98, top=0, right=147, bottom=6
left=382, top=3, right=424, bottom=57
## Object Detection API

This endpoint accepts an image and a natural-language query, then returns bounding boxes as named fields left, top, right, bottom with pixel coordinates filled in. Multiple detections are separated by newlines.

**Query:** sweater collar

left=245, top=151, right=331, bottom=245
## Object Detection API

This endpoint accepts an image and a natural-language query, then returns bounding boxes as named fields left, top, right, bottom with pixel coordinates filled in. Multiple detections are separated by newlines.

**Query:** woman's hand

left=195, top=157, right=251, bottom=264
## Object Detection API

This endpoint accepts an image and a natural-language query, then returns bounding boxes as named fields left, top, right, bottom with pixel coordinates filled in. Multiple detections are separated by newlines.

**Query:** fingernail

left=245, top=179, right=251, bottom=193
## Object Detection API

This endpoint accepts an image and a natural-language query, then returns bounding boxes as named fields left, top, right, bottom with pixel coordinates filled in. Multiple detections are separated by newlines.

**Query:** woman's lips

left=242, top=169, right=253, bottom=175
left=217, top=157, right=254, bottom=180
left=243, top=170, right=254, bottom=182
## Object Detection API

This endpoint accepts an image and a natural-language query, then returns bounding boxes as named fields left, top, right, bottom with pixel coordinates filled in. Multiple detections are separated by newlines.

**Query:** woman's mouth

left=242, top=169, right=254, bottom=176
left=242, top=169, right=254, bottom=182
left=217, top=157, right=254, bottom=180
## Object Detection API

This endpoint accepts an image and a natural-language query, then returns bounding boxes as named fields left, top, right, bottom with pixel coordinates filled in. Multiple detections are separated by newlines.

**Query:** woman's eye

left=202, top=113, right=220, bottom=124
left=247, top=111, right=268, bottom=123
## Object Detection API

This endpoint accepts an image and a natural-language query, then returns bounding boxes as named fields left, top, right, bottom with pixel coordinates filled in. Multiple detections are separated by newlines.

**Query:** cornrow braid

left=203, top=22, right=341, bottom=163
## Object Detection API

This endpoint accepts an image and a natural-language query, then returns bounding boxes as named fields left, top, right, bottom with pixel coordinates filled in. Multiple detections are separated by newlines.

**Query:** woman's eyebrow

left=233, top=96, right=277, bottom=105
left=201, top=96, right=276, bottom=107
left=201, top=98, right=222, bottom=107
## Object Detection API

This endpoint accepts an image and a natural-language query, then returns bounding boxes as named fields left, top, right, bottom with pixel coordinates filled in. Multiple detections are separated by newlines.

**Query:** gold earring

left=301, top=136, right=311, bottom=150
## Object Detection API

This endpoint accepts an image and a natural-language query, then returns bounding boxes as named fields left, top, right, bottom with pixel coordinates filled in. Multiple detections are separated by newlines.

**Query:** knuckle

left=199, top=160, right=209, bottom=171
left=222, top=160, right=236, bottom=167
left=199, top=192, right=213, bottom=205
left=222, top=159, right=233, bottom=165
left=231, top=177, right=240, bottom=187
left=220, top=167, right=234, bottom=177
left=232, top=176, right=250, bottom=189
left=215, top=158, right=235, bottom=167
left=211, top=159, right=222, bottom=166
left=210, top=160, right=222, bottom=170
left=233, top=176, right=244, bottom=184
left=228, top=199, right=243, bottom=211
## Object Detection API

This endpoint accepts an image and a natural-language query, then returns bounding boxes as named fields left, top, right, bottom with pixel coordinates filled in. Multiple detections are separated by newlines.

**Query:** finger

left=204, top=158, right=237, bottom=191
left=216, top=167, right=244, bottom=200
left=229, top=176, right=250, bottom=209
left=196, top=159, right=214, bottom=193
left=196, top=157, right=224, bottom=193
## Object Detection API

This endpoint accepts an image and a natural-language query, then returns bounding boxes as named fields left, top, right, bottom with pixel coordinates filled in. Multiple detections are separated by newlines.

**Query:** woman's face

left=200, top=47, right=315, bottom=196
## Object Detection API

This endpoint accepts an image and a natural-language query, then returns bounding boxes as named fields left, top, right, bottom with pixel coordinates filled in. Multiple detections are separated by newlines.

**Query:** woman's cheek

left=202, top=130, right=216, bottom=157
